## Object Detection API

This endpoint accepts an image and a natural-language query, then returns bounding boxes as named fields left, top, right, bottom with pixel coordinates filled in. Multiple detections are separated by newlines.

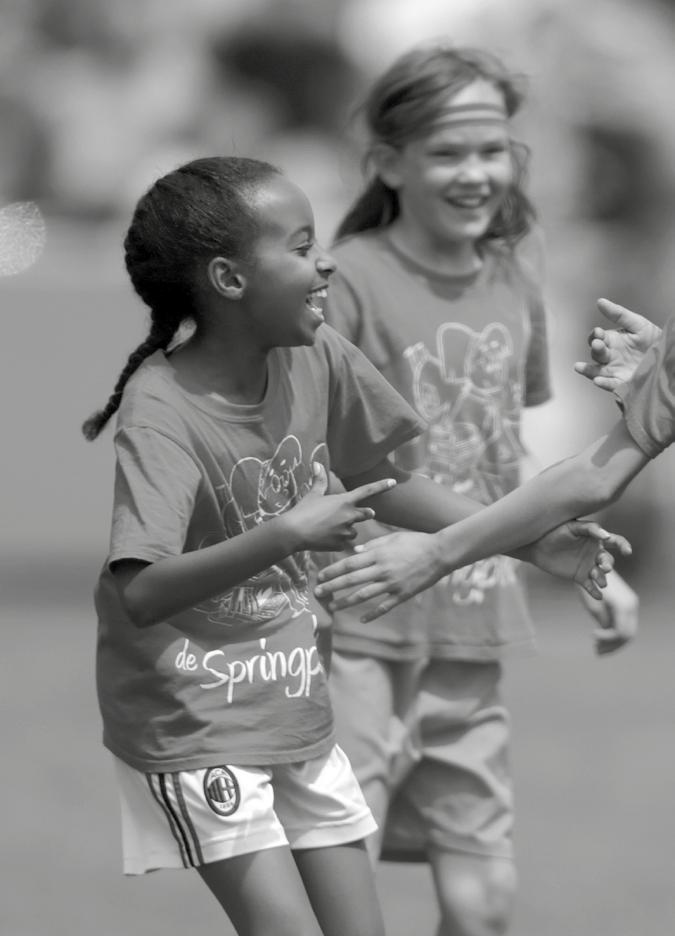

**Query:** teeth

left=306, top=286, right=328, bottom=313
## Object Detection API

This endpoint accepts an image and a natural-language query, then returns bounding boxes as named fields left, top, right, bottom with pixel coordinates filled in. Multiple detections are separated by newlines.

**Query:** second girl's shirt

left=326, top=231, right=551, bottom=661
left=95, top=325, right=423, bottom=773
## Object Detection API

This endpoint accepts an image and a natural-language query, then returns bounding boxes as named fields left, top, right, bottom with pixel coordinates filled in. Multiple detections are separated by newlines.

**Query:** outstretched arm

left=317, top=420, right=647, bottom=619
left=574, top=298, right=662, bottom=391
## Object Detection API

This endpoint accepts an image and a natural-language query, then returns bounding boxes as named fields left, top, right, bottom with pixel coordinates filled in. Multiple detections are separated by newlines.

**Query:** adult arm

left=317, top=421, right=646, bottom=617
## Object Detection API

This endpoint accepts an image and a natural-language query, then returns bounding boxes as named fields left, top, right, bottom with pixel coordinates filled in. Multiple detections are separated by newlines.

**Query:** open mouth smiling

left=305, top=286, right=328, bottom=318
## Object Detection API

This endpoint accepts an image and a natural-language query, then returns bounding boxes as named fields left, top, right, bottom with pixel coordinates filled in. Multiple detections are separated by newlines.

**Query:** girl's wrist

left=272, top=512, right=306, bottom=555
left=428, top=529, right=458, bottom=581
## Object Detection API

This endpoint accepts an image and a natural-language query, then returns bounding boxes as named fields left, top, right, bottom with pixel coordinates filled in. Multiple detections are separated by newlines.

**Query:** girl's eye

left=294, top=242, right=313, bottom=256
left=430, top=149, right=462, bottom=160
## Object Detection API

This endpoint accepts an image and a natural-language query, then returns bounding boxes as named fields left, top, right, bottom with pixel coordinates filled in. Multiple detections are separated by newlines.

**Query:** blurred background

left=2, top=1, right=674, bottom=934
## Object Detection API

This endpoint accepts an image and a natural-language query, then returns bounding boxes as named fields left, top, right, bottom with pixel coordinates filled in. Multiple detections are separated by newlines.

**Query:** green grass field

left=4, top=566, right=674, bottom=936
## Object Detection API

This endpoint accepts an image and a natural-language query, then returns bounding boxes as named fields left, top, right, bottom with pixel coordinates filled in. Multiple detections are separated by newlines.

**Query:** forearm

left=343, top=460, right=480, bottom=530
left=433, top=420, right=649, bottom=572
left=115, top=516, right=299, bottom=627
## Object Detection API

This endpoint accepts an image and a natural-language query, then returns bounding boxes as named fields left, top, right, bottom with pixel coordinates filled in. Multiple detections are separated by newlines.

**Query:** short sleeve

left=516, top=240, right=552, bottom=407
left=108, top=426, right=202, bottom=566
left=614, top=315, right=675, bottom=458
left=319, top=327, right=424, bottom=479
left=524, top=294, right=552, bottom=406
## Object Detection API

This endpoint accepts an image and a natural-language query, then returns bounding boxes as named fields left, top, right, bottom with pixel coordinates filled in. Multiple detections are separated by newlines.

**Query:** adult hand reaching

left=314, top=519, right=631, bottom=623
left=573, top=298, right=662, bottom=391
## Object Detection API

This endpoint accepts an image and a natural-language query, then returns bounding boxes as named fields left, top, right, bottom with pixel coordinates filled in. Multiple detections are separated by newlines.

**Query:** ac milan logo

left=203, top=766, right=240, bottom=816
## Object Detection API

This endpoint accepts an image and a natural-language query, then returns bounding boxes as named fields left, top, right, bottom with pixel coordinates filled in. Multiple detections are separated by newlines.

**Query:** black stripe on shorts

left=146, top=773, right=201, bottom=868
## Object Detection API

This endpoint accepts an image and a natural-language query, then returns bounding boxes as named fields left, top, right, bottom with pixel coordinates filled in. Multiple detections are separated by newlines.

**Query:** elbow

left=112, top=560, right=161, bottom=628
left=121, top=592, right=158, bottom=628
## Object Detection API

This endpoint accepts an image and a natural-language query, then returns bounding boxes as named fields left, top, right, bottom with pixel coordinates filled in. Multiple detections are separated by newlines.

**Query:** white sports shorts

left=113, top=744, right=377, bottom=874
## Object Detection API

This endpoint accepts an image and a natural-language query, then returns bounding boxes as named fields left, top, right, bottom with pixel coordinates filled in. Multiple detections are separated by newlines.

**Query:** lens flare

left=0, top=202, right=47, bottom=276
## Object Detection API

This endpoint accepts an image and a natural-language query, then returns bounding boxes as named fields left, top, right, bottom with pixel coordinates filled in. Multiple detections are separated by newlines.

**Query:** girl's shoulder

left=116, top=351, right=186, bottom=432
left=484, top=231, right=546, bottom=296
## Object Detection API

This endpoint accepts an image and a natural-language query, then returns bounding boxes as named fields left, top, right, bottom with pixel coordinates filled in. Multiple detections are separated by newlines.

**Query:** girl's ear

left=208, top=257, right=246, bottom=300
left=371, top=143, right=404, bottom=190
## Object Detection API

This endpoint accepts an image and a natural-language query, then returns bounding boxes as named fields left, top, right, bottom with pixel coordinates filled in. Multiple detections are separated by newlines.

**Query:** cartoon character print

left=405, top=321, right=523, bottom=501
left=197, top=437, right=327, bottom=626
left=404, top=322, right=524, bottom=604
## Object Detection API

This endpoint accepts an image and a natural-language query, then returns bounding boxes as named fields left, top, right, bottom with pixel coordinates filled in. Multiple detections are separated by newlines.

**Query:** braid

left=81, top=316, right=180, bottom=441
left=82, top=156, right=279, bottom=442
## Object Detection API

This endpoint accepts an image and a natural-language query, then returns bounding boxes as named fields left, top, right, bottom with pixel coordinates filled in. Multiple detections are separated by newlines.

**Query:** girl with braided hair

left=85, top=155, right=627, bottom=936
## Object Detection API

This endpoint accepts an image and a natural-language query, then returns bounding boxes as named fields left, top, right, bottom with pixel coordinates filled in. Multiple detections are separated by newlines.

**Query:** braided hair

left=82, top=156, right=280, bottom=440
left=335, top=44, right=535, bottom=246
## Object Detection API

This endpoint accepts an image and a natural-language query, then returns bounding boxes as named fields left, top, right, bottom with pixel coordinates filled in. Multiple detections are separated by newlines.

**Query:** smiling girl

left=321, top=44, right=638, bottom=936
left=83, top=155, right=626, bottom=936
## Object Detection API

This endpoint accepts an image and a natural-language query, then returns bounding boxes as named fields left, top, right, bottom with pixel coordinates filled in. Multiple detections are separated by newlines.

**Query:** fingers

left=326, top=581, right=391, bottom=611
left=589, top=336, right=611, bottom=363
left=594, top=631, right=625, bottom=656
left=567, top=520, right=632, bottom=558
left=580, top=577, right=604, bottom=600
left=360, top=593, right=407, bottom=622
left=310, top=461, right=329, bottom=495
left=315, top=565, right=379, bottom=598
left=355, top=507, right=376, bottom=522
left=573, top=360, right=601, bottom=380
left=595, top=549, right=614, bottom=573
left=596, top=297, right=643, bottom=330
left=345, top=477, right=397, bottom=504
left=316, top=550, right=376, bottom=583
left=599, top=532, right=632, bottom=557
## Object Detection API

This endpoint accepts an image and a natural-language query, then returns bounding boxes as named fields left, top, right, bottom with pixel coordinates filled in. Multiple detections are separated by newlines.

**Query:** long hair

left=335, top=44, right=535, bottom=246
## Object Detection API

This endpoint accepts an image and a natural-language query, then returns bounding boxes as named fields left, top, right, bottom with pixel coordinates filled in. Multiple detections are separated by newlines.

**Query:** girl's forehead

left=252, top=175, right=314, bottom=235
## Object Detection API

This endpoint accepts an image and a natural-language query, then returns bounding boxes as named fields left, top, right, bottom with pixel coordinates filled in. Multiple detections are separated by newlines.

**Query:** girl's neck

left=386, top=220, right=482, bottom=277
left=170, top=332, right=270, bottom=405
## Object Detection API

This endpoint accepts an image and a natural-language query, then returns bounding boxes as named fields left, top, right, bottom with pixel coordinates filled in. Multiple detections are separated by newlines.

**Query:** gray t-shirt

left=326, top=232, right=551, bottom=662
left=95, top=325, right=423, bottom=772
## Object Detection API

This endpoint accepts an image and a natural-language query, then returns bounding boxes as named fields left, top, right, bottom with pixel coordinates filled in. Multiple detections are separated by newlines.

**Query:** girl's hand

left=284, top=463, right=396, bottom=552
left=573, top=298, right=662, bottom=390
left=314, top=530, right=444, bottom=621
left=524, top=519, right=632, bottom=599
left=576, top=570, right=639, bottom=656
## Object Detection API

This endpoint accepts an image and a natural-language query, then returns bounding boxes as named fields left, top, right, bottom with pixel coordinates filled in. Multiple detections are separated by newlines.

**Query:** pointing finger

left=345, top=477, right=397, bottom=504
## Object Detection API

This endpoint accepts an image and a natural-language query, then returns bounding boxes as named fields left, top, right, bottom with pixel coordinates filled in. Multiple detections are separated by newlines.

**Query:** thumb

left=309, top=461, right=328, bottom=496
left=596, top=298, right=642, bottom=331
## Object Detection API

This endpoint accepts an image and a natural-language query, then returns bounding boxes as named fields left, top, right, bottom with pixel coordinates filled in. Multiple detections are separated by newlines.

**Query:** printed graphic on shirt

left=403, top=322, right=524, bottom=604
left=196, top=435, right=327, bottom=626
left=174, top=631, right=323, bottom=703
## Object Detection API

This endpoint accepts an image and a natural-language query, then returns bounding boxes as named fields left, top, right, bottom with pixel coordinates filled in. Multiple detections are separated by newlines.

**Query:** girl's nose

left=316, top=248, right=337, bottom=277
left=456, top=156, right=488, bottom=183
